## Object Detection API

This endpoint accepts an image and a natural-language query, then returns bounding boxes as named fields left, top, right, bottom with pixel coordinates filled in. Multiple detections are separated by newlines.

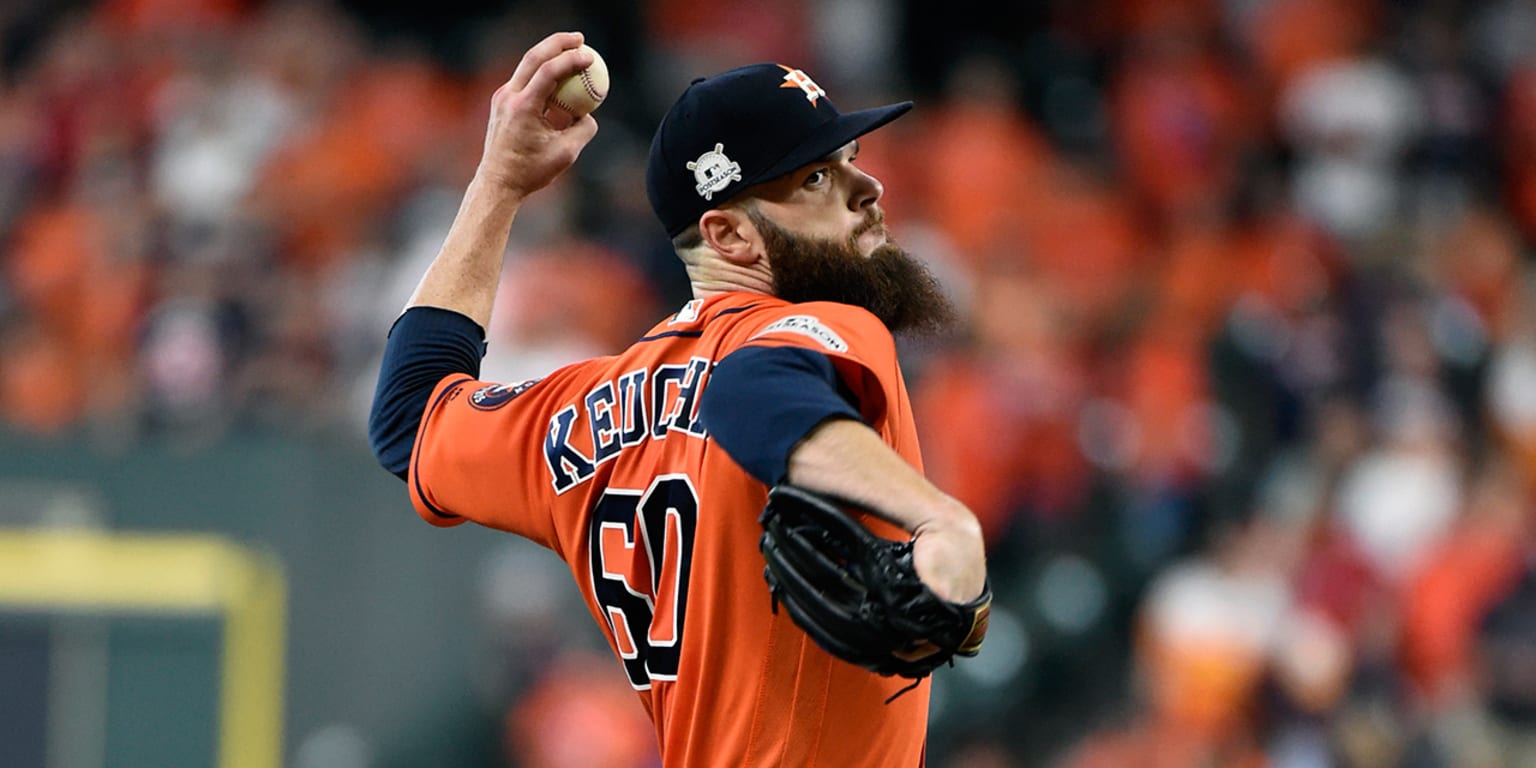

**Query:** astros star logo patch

left=778, top=65, right=826, bottom=106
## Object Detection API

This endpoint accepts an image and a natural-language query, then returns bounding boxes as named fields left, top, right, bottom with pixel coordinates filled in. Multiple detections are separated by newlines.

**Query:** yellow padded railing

left=0, top=531, right=286, bottom=768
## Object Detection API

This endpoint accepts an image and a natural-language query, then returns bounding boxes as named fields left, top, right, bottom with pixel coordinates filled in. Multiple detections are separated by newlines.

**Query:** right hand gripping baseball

left=477, top=31, right=600, bottom=198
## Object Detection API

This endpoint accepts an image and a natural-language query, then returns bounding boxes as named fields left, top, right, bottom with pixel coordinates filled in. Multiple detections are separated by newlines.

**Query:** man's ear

left=698, top=208, right=762, bottom=266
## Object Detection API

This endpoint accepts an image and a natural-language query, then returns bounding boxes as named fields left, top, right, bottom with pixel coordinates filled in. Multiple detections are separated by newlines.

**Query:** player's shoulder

left=711, top=294, right=884, bottom=330
left=758, top=299, right=886, bottom=335
left=718, top=295, right=893, bottom=359
left=648, top=293, right=893, bottom=356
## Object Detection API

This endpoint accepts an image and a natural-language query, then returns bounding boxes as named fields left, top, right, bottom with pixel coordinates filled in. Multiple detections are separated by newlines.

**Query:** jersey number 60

left=587, top=475, right=699, bottom=689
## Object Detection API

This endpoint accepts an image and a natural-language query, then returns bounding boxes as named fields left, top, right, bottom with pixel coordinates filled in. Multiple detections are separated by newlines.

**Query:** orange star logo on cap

left=777, top=64, right=827, bottom=106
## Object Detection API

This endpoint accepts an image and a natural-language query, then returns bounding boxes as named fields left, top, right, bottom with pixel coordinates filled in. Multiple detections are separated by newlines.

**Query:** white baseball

left=549, top=44, right=609, bottom=117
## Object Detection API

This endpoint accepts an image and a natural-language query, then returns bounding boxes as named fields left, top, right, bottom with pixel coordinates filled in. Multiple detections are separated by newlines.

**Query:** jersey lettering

left=588, top=475, right=699, bottom=689
left=651, top=357, right=710, bottom=439
left=617, top=369, right=649, bottom=447
left=546, top=360, right=711, bottom=493
left=586, top=382, right=622, bottom=465
left=543, top=406, right=596, bottom=492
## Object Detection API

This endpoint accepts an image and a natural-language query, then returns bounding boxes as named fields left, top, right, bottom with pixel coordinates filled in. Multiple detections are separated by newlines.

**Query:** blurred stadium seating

left=4, top=0, right=1536, bottom=766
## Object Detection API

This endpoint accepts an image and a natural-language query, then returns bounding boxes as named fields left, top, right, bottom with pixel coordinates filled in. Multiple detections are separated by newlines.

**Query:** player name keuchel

left=543, top=356, right=711, bottom=493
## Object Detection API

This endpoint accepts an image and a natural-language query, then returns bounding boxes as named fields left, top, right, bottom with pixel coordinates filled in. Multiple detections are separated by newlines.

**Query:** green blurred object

left=0, top=431, right=502, bottom=767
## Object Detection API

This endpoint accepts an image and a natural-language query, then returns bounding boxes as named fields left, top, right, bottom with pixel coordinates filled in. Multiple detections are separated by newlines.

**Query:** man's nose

left=850, top=167, right=883, bottom=211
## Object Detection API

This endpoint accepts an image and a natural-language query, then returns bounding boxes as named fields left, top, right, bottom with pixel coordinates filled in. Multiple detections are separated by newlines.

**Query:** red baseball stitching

left=579, top=68, right=602, bottom=102
left=552, top=66, right=602, bottom=115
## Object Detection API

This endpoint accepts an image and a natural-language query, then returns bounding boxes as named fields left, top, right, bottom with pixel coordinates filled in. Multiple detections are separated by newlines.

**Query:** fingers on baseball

left=549, top=115, right=600, bottom=161
left=525, top=46, right=596, bottom=110
left=568, top=113, right=599, bottom=143
left=508, top=31, right=586, bottom=93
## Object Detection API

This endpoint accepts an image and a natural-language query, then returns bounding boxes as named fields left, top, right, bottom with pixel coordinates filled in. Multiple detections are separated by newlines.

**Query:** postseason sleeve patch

left=753, top=315, right=848, bottom=353
left=468, top=379, right=541, bottom=411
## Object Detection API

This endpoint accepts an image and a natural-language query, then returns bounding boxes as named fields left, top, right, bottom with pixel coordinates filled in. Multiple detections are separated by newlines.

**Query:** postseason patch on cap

left=754, top=315, right=848, bottom=353
left=687, top=143, right=742, bottom=201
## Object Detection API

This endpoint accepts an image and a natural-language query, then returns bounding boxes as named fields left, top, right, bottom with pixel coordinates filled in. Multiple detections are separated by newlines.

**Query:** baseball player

left=369, top=32, right=988, bottom=766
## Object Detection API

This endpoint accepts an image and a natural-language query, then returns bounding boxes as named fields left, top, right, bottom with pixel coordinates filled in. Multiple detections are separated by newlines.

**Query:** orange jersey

left=409, top=291, right=931, bottom=767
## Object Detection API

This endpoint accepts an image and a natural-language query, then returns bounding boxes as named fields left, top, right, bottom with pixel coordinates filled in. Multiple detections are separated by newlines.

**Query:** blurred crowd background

left=4, top=0, right=1536, bottom=766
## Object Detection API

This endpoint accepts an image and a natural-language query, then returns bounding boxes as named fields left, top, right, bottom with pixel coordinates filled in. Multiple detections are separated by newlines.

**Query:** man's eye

left=805, top=169, right=827, bottom=186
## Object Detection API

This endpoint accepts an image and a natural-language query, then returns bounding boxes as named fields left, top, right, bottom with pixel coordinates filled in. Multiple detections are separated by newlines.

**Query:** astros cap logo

left=778, top=65, right=826, bottom=106
left=646, top=62, right=912, bottom=237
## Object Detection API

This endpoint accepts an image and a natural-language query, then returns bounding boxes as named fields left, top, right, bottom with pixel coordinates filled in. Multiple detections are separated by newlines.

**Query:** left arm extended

left=702, top=345, right=986, bottom=604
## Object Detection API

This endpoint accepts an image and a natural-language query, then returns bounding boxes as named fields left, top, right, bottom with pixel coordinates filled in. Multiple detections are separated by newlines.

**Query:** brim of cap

left=744, top=101, right=914, bottom=192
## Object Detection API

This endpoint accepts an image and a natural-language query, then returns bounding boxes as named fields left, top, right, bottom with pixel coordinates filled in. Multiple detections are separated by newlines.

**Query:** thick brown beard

left=750, top=209, right=957, bottom=336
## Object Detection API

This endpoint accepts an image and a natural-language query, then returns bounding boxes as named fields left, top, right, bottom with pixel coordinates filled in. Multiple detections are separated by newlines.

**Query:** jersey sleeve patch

left=752, top=315, right=848, bottom=353
left=468, top=379, right=542, bottom=411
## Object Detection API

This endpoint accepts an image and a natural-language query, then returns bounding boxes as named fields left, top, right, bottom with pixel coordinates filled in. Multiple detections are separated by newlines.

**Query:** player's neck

left=686, top=259, right=774, bottom=299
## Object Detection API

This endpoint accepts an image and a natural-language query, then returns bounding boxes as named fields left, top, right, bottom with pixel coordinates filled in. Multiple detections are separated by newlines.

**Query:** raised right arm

left=369, top=32, right=599, bottom=479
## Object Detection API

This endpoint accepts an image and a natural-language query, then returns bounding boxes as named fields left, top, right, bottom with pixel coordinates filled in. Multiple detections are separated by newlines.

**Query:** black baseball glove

left=758, top=484, right=991, bottom=682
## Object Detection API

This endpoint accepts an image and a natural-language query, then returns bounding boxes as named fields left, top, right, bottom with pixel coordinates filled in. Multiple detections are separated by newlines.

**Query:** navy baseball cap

left=646, top=63, right=912, bottom=237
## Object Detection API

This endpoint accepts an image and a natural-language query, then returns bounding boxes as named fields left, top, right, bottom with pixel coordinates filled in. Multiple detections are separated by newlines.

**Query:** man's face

left=749, top=207, right=956, bottom=336
left=743, top=141, right=888, bottom=257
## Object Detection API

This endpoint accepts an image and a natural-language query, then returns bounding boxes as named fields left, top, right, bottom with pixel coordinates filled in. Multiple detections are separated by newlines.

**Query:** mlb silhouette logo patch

left=670, top=299, right=703, bottom=324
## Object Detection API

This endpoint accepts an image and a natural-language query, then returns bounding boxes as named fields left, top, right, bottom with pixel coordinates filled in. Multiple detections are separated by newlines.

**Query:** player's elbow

left=702, top=346, right=862, bottom=486
left=368, top=385, right=416, bottom=481
left=367, top=307, right=488, bottom=482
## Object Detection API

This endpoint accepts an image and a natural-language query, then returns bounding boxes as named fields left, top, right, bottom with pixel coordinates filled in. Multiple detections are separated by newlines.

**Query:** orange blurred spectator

left=336, top=54, right=469, bottom=175
left=1399, top=459, right=1528, bottom=704
left=482, top=239, right=661, bottom=383
left=1019, top=168, right=1149, bottom=339
left=648, top=0, right=809, bottom=65
left=916, top=53, right=1055, bottom=267
left=504, top=241, right=659, bottom=353
left=0, top=321, right=88, bottom=435
left=1117, top=319, right=1216, bottom=483
left=1109, top=27, right=1252, bottom=223
left=1137, top=518, right=1297, bottom=746
left=505, top=650, right=660, bottom=768
left=1233, top=211, right=1340, bottom=316
left=98, top=0, right=247, bottom=36
left=1431, top=207, right=1525, bottom=344
left=5, top=198, right=149, bottom=426
left=914, top=264, right=1090, bottom=535
left=1155, top=220, right=1244, bottom=346
left=251, top=74, right=415, bottom=273
left=913, top=358, right=1028, bottom=539
left=1241, top=0, right=1380, bottom=100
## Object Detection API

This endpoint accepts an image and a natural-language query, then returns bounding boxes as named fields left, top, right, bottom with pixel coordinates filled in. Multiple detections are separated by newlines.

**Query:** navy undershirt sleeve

left=700, top=345, right=863, bottom=486
left=368, top=306, right=487, bottom=481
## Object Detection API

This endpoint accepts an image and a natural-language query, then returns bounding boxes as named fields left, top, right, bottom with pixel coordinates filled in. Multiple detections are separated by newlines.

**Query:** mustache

left=851, top=208, right=885, bottom=239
